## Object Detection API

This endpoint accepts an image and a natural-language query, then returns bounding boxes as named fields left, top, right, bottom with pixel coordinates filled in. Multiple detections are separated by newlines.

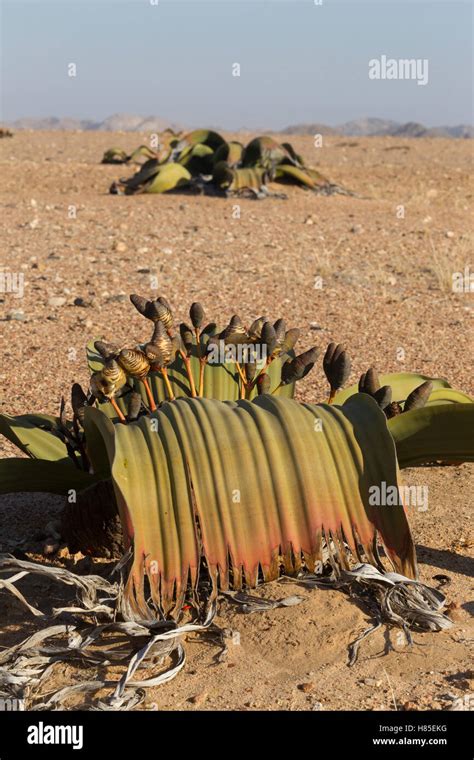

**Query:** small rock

left=309, top=322, right=322, bottom=330
left=73, top=297, right=90, bottom=308
left=350, top=224, right=364, bottom=234
left=304, top=216, right=315, bottom=225
left=6, top=310, right=26, bottom=322
left=48, top=296, right=67, bottom=308
left=298, top=682, right=314, bottom=693
left=137, top=267, right=151, bottom=274
left=188, top=691, right=208, bottom=706
left=445, top=231, right=455, bottom=238
left=445, top=602, right=463, bottom=621
left=113, top=241, right=127, bottom=253
left=361, top=678, right=382, bottom=687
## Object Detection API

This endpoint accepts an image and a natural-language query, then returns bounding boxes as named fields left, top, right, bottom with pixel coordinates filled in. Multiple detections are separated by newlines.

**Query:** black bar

left=0, top=710, right=470, bottom=757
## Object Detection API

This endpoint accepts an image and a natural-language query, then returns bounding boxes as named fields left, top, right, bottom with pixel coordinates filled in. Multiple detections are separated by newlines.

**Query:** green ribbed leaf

left=388, top=403, right=474, bottom=468
left=144, top=163, right=191, bottom=194
left=212, top=141, right=244, bottom=167
left=120, top=158, right=161, bottom=190
left=128, top=145, right=159, bottom=164
left=274, top=164, right=319, bottom=188
left=424, top=388, right=473, bottom=405
left=86, top=395, right=416, bottom=619
left=0, top=458, right=97, bottom=495
left=241, top=136, right=289, bottom=168
left=83, top=407, right=115, bottom=477
left=334, top=373, right=451, bottom=405
left=101, top=147, right=129, bottom=164
left=177, top=130, right=226, bottom=152
left=213, top=164, right=266, bottom=192
left=0, top=413, right=72, bottom=463
left=178, top=143, right=214, bottom=174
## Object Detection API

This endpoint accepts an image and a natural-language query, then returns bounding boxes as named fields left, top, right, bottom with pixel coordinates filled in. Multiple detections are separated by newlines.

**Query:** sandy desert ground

left=0, top=130, right=472, bottom=711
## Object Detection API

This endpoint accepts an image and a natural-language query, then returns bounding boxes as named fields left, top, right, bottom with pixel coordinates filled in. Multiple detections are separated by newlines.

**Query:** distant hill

left=10, top=116, right=98, bottom=131
left=282, top=117, right=473, bottom=138
left=276, top=122, right=340, bottom=136
left=338, top=118, right=400, bottom=136
left=5, top=113, right=473, bottom=138
left=8, top=113, right=182, bottom=133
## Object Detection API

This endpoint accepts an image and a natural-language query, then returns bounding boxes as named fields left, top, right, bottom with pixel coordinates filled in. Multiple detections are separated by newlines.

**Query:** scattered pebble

left=350, top=224, right=364, bottom=234
left=298, top=682, right=314, bottom=693
left=113, top=241, right=127, bottom=253
left=6, top=310, right=26, bottom=322
left=188, top=691, right=208, bottom=706
left=48, top=296, right=67, bottom=308
left=445, top=602, right=463, bottom=622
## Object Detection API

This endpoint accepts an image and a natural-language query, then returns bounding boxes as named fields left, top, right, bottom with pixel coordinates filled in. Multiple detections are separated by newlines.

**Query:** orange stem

left=195, top=328, right=202, bottom=359
left=235, top=361, right=247, bottom=399
left=180, top=350, right=197, bottom=397
left=198, top=358, right=206, bottom=397
left=110, top=397, right=127, bottom=423
left=161, top=368, right=175, bottom=400
left=235, top=361, right=247, bottom=387
left=185, top=358, right=197, bottom=397
left=142, top=377, right=157, bottom=411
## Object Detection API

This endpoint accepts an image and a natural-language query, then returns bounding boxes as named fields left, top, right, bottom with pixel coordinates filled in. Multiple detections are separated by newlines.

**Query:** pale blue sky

left=1, top=0, right=472, bottom=127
